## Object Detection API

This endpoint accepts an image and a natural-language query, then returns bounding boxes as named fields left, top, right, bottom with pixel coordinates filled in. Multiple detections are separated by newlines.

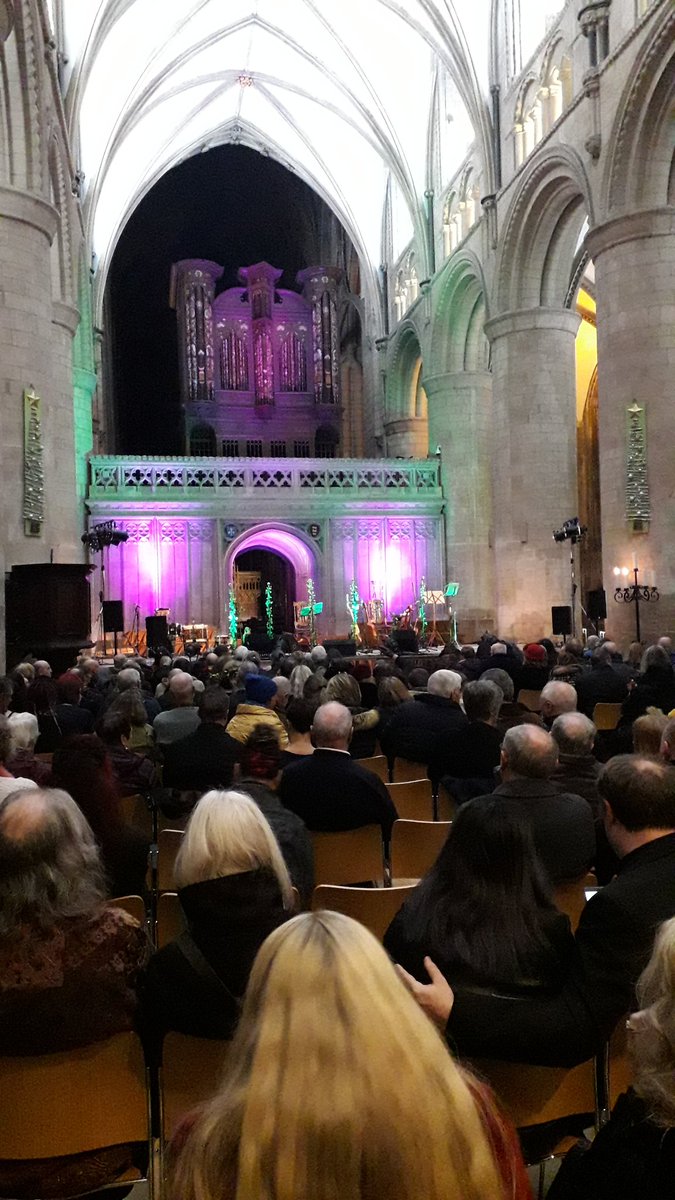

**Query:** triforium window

left=246, top=439, right=264, bottom=457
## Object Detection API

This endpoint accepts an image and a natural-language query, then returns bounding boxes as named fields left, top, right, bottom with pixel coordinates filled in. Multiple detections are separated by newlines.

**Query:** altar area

left=86, top=453, right=445, bottom=642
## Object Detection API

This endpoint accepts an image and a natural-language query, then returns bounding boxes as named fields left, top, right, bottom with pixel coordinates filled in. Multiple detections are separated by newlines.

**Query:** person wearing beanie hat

left=514, top=643, right=551, bottom=694
left=226, top=673, right=289, bottom=747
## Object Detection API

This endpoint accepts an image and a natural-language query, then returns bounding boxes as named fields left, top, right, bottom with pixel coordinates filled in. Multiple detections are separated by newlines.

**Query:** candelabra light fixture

left=613, top=564, right=659, bottom=643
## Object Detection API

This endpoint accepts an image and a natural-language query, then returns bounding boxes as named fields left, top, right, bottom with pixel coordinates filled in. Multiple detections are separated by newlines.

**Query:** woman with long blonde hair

left=169, top=911, right=530, bottom=1200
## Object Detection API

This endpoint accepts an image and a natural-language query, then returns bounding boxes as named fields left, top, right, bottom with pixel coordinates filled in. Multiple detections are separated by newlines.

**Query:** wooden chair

left=110, top=894, right=147, bottom=926
left=157, top=828, right=184, bottom=893
left=156, top=891, right=186, bottom=948
left=0, top=1033, right=152, bottom=1189
left=386, top=779, right=434, bottom=822
left=593, top=702, right=622, bottom=731
left=516, top=688, right=542, bottom=712
left=312, top=884, right=416, bottom=941
left=390, top=820, right=451, bottom=881
left=160, top=1033, right=230, bottom=1143
left=554, top=872, right=598, bottom=933
left=119, top=791, right=154, bottom=840
left=607, top=1017, right=632, bottom=1112
left=393, top=758, right=430, bottom=783
left=358, top=754, right=391, bottom=784
left=310, top=825, right=385, bottom=887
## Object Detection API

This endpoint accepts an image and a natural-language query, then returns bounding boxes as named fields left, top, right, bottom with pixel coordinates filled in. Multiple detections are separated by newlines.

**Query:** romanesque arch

left=428, top=249, right=489, bottom=377
left=384, top=320, right=428, bottom=457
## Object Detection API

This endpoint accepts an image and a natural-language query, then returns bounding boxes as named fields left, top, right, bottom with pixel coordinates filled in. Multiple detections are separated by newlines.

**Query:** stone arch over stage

left=225, top=523, right=318, bottom=599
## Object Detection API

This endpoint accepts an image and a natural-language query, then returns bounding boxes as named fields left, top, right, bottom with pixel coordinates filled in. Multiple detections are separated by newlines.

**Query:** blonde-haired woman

left=549, top=915, right=675, bottom=1199
left=169, top=911, right=531, bottom=1200
left=141, top=790, right=293, bottom=1059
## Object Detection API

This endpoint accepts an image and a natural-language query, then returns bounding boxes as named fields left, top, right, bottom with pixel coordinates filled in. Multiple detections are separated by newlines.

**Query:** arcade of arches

left=0, top=0, right=673, bottom=661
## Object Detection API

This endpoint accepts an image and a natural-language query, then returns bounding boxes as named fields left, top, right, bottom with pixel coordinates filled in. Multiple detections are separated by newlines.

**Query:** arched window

left=315, top=424, right=339, bottom=459
left=394, top=269, right=408, bottom=321
left=406, top=252, right=419, bottom=303
left=442, top=192, right=461, bottom=258
left=542, top=43, right=573, bottom=129
left=190, top=423, right=216, bottom=456
left=514, top=79, right=543, bottom=167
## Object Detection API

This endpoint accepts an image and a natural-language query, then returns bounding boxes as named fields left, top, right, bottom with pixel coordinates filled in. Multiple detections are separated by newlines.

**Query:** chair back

left=516, top=689, right=542, bottom=712
left=468, top=1056, right=597, bottom=1147
left=593, top=702, right=622, bottom=731
left=608, top=1017, right=632, bottom=1108
left=161, top=1033, right=230, bottom=1141
left=157, top=828, right=184, bottom=892
left=156, top=891, right=186, bottom=948
left=554, top=872, right=598, bottom=932
left=310, top=825, right=385, bottom=886
left=312, top=884, right=416, bottom=941
left=393, top=758, right=430, bottom=782
left=358, top=755, right=391, bottom=783
left=386, top=779, right=433, bottom=821
left=118, top=791, right=154, bottom=840
left=390, top=820, right=451, bottom=881
left=0, top=1033, right=149, bottom=1159
left=110, top=894, right=147, bottom=926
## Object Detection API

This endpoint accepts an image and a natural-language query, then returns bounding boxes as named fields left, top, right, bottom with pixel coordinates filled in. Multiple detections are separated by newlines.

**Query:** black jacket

left=140, top=869, right=287, bottom=1058
left=235, top=778, right=314, bottom=907
left=550, top=753, right=602, bottom=816
left=161, top=722, right=238, bottom=791
left=429, top=721, right=502, bottom=786
left=480, top=777, right=595, bottom=886
left=575, top=665, right=630, bottom=717
left=447, top=832, right=675, bottom=1066
left=379, top=694, right=468, bottom=765
left=278, top=749, right=397, bottom=839
left=620, top=666, right=675, bottom=723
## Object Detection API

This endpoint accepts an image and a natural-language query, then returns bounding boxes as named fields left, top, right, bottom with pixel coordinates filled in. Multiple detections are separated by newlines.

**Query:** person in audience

left=550, top=712, right=601, bottom=814
left=660, top=717, right=675, bottom=766
left=621, top=644, right=675, bottom=723
left=153, top=671, right=201, bottom=745
left=430, top=679, right=503, bottom=801
left=0, top=716, right=38, bottom=799
left=548, top=915, right=675, bottom=1200
left=324, top=671, right=379, bottom=758
left=481, top=667, right=542, bottom=736
left=52, top=671, right=96, bottom=740
left=107, top=687, right=156, bottom=755
left=376, top=675, right=413, bottom=738
left=0, top=787, right=146, bottom=1195
left=0, top=676, right=14, bottom=719
left=352, top=658, right=378, bottom=708
left=474, top=724, right=594, bottom=885
left=5, top=711, right=51, bottom=785
left=514, top=642, right=550, bottom=694
left=236, top=726, right=314, bottom=907
left=477, top=640, right=522, bottom=681
left=632, top=710, right=668, bottom=757
left=226, top=673, right=289, bottom=747
left=162, top=686, right=238, bottom=792
left=279, top=697, right=315, bottom=766
left=278, top=701, right=397, bottom=838
left=385, top=798, right=574, bottom=998
left=407, top=666, right=429, bottom=691
left=379, top=669, right=467, bottom=766
left=97, top=709, right=159, bottom=795
left=227, top=659, right=259, bottom=718
left=303, top=671, right=326, bottom=707
left=657, top=635, right=675, bottom=666
left=539, top=679, right=578, bottom=728
left=289, top=662, right=312, bottom=699
left=168, top=911, right=531, bottom=1200
left=273, top=674, right=291, bottom=713
left=33, top=659, right=52, bottom=678
left=575, top=644, right=630, bottom=717
left=52, top=734, right=150, bottom=897
left=406, top=756, right=675, bottom=1067
left=141, top=789, right=293, bottom=1055
left=112, top=665, right=161, bottom=723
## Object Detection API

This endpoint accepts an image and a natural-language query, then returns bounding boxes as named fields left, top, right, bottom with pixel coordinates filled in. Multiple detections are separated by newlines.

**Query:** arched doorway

left=225, top=524, right=318, bottom=637
left=234, top=549, right=296, bottom=633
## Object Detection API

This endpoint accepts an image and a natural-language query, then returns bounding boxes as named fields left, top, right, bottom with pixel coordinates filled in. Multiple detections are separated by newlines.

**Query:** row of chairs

left=516, top=690, right=623, bottom=731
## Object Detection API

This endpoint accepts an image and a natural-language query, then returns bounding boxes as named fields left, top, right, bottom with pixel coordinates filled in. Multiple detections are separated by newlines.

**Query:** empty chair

left=110, top=894, right=147, bottom=926
left=358, top=754, right=390, bottom=783
left=118, top=791, right=154, bottom=841
left=389, top=820, right=451, bottom=881
left=386, top=779, right=433, bottom=822
left=311, top=825, right=385, bottom=887
left=393, top=758, right=430, bottom=783
left=593, top=703, right=622, bottom=731
left=157, top=828, right=184, bottom=893
left=312, top=884, right=416, bottom=941
left=516, top=689, right=542, bottom=712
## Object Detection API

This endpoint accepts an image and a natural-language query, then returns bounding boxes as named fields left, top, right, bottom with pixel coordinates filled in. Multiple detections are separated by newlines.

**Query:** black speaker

left=551, top=605, right=572, bottom=636
left=392, top=629, right=419, bottom=653
left=587, top=587, right=607, bottom=621
left=102, top=600, right=124, bottom=632
left=323, top=639, right=357, bottom=657
left=145, top=615, right=169, bottom=647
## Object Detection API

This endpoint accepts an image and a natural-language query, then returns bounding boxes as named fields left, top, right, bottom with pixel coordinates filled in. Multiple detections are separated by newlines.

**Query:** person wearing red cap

left=514, top=642, right=550, bottom=694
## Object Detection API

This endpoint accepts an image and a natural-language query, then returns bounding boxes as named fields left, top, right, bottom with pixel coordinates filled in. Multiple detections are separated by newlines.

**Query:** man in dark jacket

left=550, top=711, right=602, bottom=814
left=429, top=679, right=502, bottom=798
left=279, top=701, right=397, bottom=839
left=162, top=686, right=238, bottom=791
left=378, top=669, right=467, bottom=766
left=575, top=644, right=631, bottom=717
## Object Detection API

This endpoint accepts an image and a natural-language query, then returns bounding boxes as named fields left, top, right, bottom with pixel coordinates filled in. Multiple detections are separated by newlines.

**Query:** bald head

left=540, top=680, right=577, bottom=724
left=551, top=711, right=596, bottom=757
left=34, top=660, right=51, bottom=678
left=168, top=671, right=195, bottom=707
left=313, top=701, right=353, bottom=749
left=502, top=724, right=558, bottom=780
left=0, top=788, right=51, bottom=843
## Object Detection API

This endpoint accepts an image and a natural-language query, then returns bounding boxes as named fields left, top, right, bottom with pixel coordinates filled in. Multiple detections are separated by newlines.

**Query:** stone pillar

left=297, top=266, right=342, bottom=406
left=424, top=371, right=495, bottom=637
left=384, top=416, right=428, bottom=458
left=50, top=300, right=82, bottom=557
left=485, top=308, right=580, bottom=639
left=586, top=209, right=675, bottom=646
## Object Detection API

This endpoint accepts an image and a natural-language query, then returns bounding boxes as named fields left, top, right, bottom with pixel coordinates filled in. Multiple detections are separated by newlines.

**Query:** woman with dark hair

left=376, top=675, right=412, bottom=737
left=384, top=797, right=573, bottom=997
left=280, top=697, right=315, bottom=766
left=620, top=644, right=675, bottom=724
left=51, top=734, right=149, bottom=898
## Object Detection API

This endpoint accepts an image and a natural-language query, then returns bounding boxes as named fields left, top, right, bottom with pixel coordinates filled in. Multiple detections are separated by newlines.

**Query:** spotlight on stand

left=81, top=521, right=129, bottom=553
left=552, top=517, right=586, bottom=544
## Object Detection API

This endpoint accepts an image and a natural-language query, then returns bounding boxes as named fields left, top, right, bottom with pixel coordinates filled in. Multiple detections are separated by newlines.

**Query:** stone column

left=424, top=371, right=495, bottom=637
left=485, top=308, right=580, bottom=639
left=384, top=416, right=428, bottom=458
left=50, top=299, right=82, bottom=558
left=586, top=209, right=675, bottom=645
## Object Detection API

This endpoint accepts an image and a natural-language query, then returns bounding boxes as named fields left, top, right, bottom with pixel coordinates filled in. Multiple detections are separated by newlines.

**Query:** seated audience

left=34, top=658, right=52, bottom=678
left=226, top=673, right=289, bottom=747
left=352, top=658, right=378, bottom=708
left=54, top=672, right=96, bottom=738
left=632, top=710, right=668, bottom=757
left=5, top=711, right=51, bottom=785
left=0, top=716, right=39, bottom=798
left=227, top=660, right=259, bottom=718
left=540, top=679, right=578, bottom=728
left=376, top=675, right=413, bottom=738
left=279, top=697, right=315, bottom=766
left=272, top=675, right=291, bottom=712
left=97, top=710, right=159, bottom=795
left=575, top=644, right=631, bottom=717
left=278, top=701, right=397, bottom=838
left=52, top=734, right=150, bottom=897
left=550, top=712, right=601, bottom=814
left=324, top=671, right=379, bottom=758
left=385, top=799, right=574, bottom=998
left=153, top=671, right=201, bottom=745
left=514, top=642, right=550, bottom=694
left=661, top=717, right=675, bottom=766
left=107, top=686, right=156, bottom=754
left=289, top=663, right=312, bottom=698
left=111, top=665, right=161, bottom=723
left=0, top=787, right=146, bottom=1195
left=621, top=644, right=675, bottom=723
left=481, top=666, right=543, bottom=736
left=303, top=671, right=326, bottom=707
left=548, top=916, right=675, bottom=1200
left=414, top=756, right=675, bottom=1066
left=168, top=911, right=531, bottom=1200
left=379, top=669, right=467, bottom=766
left=406, top=666, right=429, bottom=691
left=162, top=687, right=238, bottom=792
left=141, top=789, right=292, bottom=1054
left=236, top=727, right=314, bottom=906
left=430, top=679, right=503, bottom=799
left=474, top=724, right=594, bottom=885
